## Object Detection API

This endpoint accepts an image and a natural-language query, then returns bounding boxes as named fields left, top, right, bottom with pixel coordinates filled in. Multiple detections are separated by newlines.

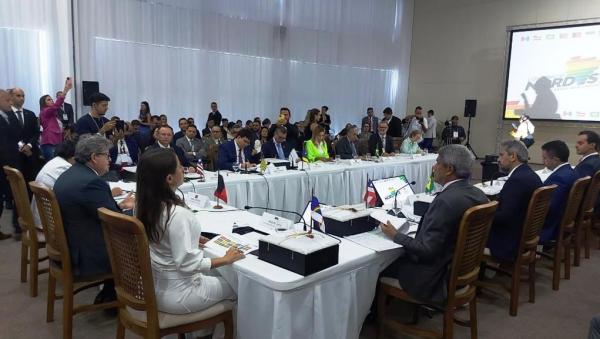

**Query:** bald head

left=9, top=87, right=24, bottom=109
left=0, top=90, right=13, bottom=112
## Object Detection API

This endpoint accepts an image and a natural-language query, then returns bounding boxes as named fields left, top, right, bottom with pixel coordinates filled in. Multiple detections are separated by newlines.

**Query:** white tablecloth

left=180, top=154, right=436, bottom=219
left=197, top=207, right=401, bottom=339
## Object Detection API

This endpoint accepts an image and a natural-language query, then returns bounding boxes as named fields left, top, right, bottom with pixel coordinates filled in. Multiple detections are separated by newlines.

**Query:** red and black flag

left=214, top=174, right=228, bottom=203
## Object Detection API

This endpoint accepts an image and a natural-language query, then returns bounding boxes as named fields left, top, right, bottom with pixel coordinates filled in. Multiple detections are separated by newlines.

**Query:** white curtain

left=0, top=0, right=73, bottom=114
left=75, top=0, right=413, bottom=132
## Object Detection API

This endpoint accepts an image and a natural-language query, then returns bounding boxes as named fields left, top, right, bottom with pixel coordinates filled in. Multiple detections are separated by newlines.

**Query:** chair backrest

left=3, top=166, right=36, bottom=238
left=98, top=208, right=159, bottom=329
left=448, top=201, right=498, bottom=298
left=560, top=176, right=591, bottom=236
left=580, top=170, right=600, bottom=218
left=517, top=184, right=557, bottom=257
left=29, top=181, right=71, bottom=270
left=207, top=143, right=220, bottom=171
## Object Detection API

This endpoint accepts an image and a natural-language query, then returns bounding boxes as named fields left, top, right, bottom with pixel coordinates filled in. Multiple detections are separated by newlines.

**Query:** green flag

left=424, top=173, right=435, bottom=194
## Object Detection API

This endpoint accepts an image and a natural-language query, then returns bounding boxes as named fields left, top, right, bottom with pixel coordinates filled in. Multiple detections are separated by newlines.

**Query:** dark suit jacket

left=390, top=180, right=488, bottom=306
left=361, top=116, right=379, bottom=132
left=268, top=123, right=299, bottom=150
left=15, top=108, right=42, bottom=181
left=261, top=139, right=291, bottom=160
left=386, top=115, right=403, bottom=137
left=540, top=164, right=575, bottom=244
left=334, top=136, right=357, bottom=159
left=488, top=164, right=542, bottom=262
left=208, top=111, right=222, bottom=126
left=368, top=133, right=394, bottom=155
left=218, top=140, right=255, bottom=170
left=54, top=163, right=120, bottom=277
left=109, top=136, right=140, bottom=166
left=146, top=143, right=190, bottom=167
left=0, top=111, right=23, bottom=169
left=58, top=102, right=74, bottom=127
left=574, top=153, right=600, bottom=179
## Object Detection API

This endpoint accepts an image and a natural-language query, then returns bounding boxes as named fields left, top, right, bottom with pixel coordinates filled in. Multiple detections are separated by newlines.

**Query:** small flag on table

left=424, top=173, right=435, bottom=194
left=214, top=174, right=228, bottom=203
left=311, top=196, right=325, bottom=232
left=196, top=160, right=204, bottom=175
left=363, top=178, right=377, bottom=207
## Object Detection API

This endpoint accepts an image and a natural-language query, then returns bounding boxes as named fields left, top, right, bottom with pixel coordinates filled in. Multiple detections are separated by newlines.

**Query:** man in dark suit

left=487, top=140, right=542, bottom=262
left=380, top=144, right=488, bottom=305
left=441, top=115, right=466, bottom=145
left=54, top=135, right=134, bottom=301
left=361, top=107, right=379, bottom=134
left=75, top=92, right=116, bottom=137
left=382, top=107, right=403, bottom=138
left=268, top=107, right=299, bottom=150
left=173, top=117, right=189, bottom=143
left=9, top=88, right=42, bottom=180
left=218, top=128, right=257, bottom=170
left=574, top=130, right=600, bottom=179
left=109, top=122, right=140, bottom=167
left=368, top=121, right=394, bottom=155
left=539, top=140, right=575, bottom=244
left=176, top=125, right=206, bottom=165
left=56, top=90, right=74, bottom=127
left=335, top=125, right=359, bottom=159
left=146, top=125, right=193, bottom=169
left=261, top=125, right=291, bottom=160
left=0, top=89, right=22, bottom=240
left=207, top=101, right=222, bottom=127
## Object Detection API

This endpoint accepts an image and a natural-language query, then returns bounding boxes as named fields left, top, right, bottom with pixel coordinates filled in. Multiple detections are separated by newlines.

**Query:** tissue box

left=258, top=231, right=339, bottom=276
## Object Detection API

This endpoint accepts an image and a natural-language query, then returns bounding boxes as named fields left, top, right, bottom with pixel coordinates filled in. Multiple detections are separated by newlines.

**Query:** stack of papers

left=344, top=210, right=418, bottom=252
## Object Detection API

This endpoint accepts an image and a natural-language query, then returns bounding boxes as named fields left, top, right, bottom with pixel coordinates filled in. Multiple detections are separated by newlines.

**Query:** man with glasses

left=261, top=125, right=290, bottom=160
left=368, top=121, right=394, bottom=156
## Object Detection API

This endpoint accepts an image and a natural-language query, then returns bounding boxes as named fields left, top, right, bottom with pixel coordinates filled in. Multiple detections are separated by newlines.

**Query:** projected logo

left=505, top=101, right=525, bottom=119
left=383, top=187, right=398, bottom=201
left=550, top=57, right=600, bottom=88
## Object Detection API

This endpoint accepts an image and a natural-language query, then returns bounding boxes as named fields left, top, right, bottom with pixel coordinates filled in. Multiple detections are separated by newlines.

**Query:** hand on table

left=111, top=187, right=123, bottom=197
left=118, top=192, right=135, bottom=210
left=224, top=246, right=245, bottom=264
left=380, top=221, right=398, bottom=239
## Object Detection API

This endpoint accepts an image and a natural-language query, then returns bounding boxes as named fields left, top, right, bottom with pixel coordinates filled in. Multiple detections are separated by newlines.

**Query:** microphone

left=489, top=171, right=507, bottom=187
left=244, top=205, right=309, bottom=233
left=388, top=181, right=416, bottom=217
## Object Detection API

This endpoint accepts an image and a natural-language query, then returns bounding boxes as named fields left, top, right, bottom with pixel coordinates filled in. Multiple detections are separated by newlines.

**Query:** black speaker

left=464, top=99, right=477, bottom=118
left=82, top=81, right=99, bottom=106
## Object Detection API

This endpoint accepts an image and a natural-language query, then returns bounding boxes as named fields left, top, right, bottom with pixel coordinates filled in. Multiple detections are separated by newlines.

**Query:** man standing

left=573, top=130, right=600, bottom=179
left=487, top=140, right=542, bottom=262
left=218, top=128, right=257, bottom=170
left=176, top=124, right=206, bottom=165
left=75, top=92, right=116, bottom=137
left=335, top=125, right=359, bottom=159
left=441, top=115, right=466, bottom=145
left=54, top=135, right=135, bottom=302
left=208, top=101, right=222, bottom=127
left=379, top=144, right=488, bottom=305
left=405, top=106, right=428, bottom=137
left=173, top=118, right=189, bottom=142
left=320, top=105, right=331, bottom=135
left=9, top=88, right=41, bottom=183
left=421, top=109, right=437, bottom=152
left=361, top=107, right=379, bottom=133
left=0, top=89, right=22, bottom=240
left=383, top=107, right=403, bottom=138
left=539, top=140, right=575, bottom=244
left=368, top=121, right=394, bottom=156
left=269, top=107, right=299, bottom=150
left=513, top=114, right=535, bottom=148
left=56, top=90, right=75, bottom=127
left=261, top=125, right=290, bottom=160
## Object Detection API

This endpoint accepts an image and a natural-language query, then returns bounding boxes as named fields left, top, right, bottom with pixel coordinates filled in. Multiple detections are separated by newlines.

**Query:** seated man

left=175, top=124, right=206, bottom=165
left=218, top=127, right=257, bottom=171
left=368, top=121, right=394, bottom=156
left=379, top=144, right=488, bottom=305
left=109, top=122, right=139, bottom=167
left=146, top=125, right=193, bottom=169
left=487, top=140, right=542, bottom=262
left=574, top=130, right=600, bottom=179
left=261, top=125, right=291, bottom=160
left=54, top=135, right=135, bottom=301
left=335, top=125, right=359, bottom=159
left=539, top=140, right=575, bottom=244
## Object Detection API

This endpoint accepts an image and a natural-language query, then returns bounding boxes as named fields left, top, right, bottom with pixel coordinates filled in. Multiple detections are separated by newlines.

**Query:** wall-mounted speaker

left=464, top=99, right=477, bottom=118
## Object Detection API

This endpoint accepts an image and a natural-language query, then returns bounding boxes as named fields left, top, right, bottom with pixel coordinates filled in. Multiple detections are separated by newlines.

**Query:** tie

left=16, top=110, right=23, bottom=126
left=369, top=117, right=373, bottom=132
left=238, top=148, right=243, bottom=163
left=350, top=143, right=357, bottom=157
left=276, top=143, right=285, bottom=159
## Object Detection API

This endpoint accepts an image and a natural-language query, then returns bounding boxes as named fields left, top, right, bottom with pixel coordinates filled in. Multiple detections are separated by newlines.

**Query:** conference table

left=111, top=154, right=436, bottom=339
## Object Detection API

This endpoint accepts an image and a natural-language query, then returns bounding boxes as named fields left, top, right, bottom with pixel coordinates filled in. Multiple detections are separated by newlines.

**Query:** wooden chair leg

left=46, top=273, right=56, bottom=322
left=509, top=264, right=520, bottom=316
left=442, top=309, right=454, bottom=339
left=469, top=300, right=478, bottom=339
left=177, top=334, right=186, bottom=339
left=116, top=321, right=125, bottom=339
left=564, top=243, right=571, bottom=280
left=62, top=280, right=74, bottom=339
left=585, top=223, right=591, bottom=259
left=574, top=234, right=581, bottom=267
left=224, top=311, right=234, bottom=339
left=552, top=246, right=561, bottom=291
left=528, top=262, right=536, bottom=303
left=20, top=241, right=28, bottom=283
left=29, top=246, right=39, bottom=297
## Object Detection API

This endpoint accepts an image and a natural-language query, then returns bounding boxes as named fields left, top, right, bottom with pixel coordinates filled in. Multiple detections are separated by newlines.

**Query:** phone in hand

left=115, top=120, right=125, bottom=132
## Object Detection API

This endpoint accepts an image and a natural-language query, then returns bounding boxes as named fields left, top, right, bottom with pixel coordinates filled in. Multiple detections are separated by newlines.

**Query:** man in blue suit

left=261, top=125, right=290, bottom=160
left=539, top=140, right=575, bottom=244
left=54, top=135, right=135, bottom=302
left=574, top=130, right=600, bottom=179
left=487, top=140, right=542, bottom=262
left=146, top=125, right=193, bottom=169
left=218, top=128, right=257, bottom=170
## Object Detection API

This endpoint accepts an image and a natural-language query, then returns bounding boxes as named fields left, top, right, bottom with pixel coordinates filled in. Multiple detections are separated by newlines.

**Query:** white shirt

left=158, top=142, right=171, bottom=149
left=507, top=163, right=523, bottom=178
left=424, top=116, right=437, bottom=138
left=514, top=119, right=534, bottom=139
left=441, top=179, right=462, bottom=192
left=234, top=140, right=246, bottom=163
left=407, top=116, right=428, bottom=136
left=549, top=162, right=570, bottom=175
left=31, top=157, right=72, bottom=228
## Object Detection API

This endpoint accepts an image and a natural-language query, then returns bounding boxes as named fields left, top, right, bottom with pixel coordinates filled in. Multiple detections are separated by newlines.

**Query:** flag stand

left=213, top=150, right=225, bottom=209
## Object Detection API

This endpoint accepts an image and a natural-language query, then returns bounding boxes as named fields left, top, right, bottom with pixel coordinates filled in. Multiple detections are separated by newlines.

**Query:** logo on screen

left=550, top=57, right=600, bottom=89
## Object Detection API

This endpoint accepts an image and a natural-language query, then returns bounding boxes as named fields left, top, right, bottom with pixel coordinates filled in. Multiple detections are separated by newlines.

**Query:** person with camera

left=404, top=106, right=428, bottom=137
left=441, top=115, right=466, bottom=145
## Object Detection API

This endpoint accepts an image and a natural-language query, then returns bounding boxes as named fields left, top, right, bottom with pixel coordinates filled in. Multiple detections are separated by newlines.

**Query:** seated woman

left=136, top=148, right=244, bottom=315
left=305, top=125, right=331, bottom=162
left=401, top=130, right=423, bottom=154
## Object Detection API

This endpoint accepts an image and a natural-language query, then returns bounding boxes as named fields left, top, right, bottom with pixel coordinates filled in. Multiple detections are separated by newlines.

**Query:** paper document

left=205, top=234, right=257, bottom=255
left=345, top=222, right=418, bottom=252
left=370, top=209, right=408, bottom=230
